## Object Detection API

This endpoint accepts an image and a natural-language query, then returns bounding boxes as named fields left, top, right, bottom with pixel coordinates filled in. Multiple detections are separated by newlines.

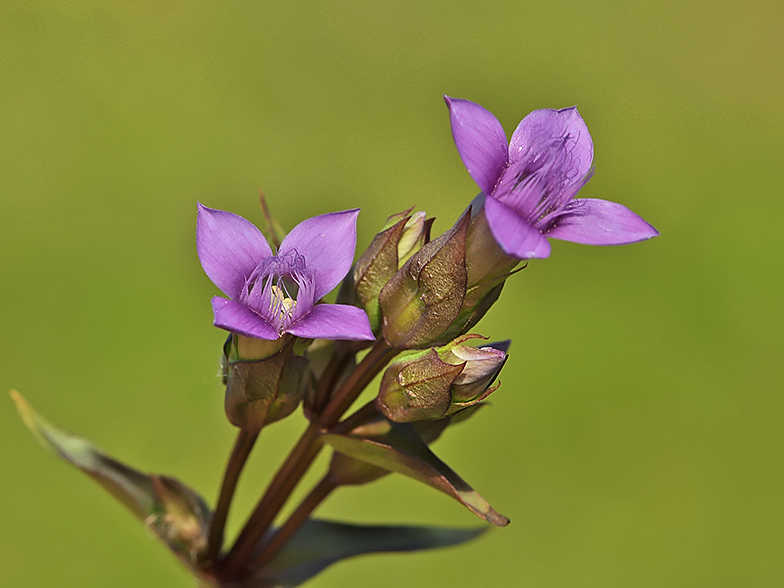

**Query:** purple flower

left=445, top=96, right=659, bottom=259
left=197, top=204, right=374, bottom=341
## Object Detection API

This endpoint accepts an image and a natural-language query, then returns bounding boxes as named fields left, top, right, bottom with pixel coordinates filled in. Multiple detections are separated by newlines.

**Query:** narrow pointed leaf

left=326, top=404, right=485, bottom=487
left=327, top=449, right=391, bottom=487
left=322, top=415, right=508, bottom=526
left=11, top=391, right=211, bottom=572
left=243, top=519, right=485, bottom=588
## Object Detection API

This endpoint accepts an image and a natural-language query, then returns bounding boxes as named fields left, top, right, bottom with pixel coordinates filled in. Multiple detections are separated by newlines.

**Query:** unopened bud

left=376, top=348, right=464, bottom=422
left=439, top=335, right=508, bottom=409
left=378, top=212, right=469, bottom=349
left=376, top=334, right=508, bottom=422
left=338, top=208, right=431, bottom=333
left=397, top=211, right=429, bottom=266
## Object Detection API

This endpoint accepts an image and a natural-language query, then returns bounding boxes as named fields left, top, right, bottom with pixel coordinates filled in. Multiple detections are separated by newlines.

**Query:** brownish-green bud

left=378, top=212, right=469, bottom=349
left=376, top=334, right=508, bottom=422
left=338, top=208, right=431, bottom=334
left=376, top=348, right=464, bottom=422
left=222, top=334, right=308, bottom=433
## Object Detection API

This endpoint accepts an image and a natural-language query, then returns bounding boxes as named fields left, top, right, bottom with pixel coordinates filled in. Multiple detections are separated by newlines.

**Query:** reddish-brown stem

left=310, top=345, right=352, bottom=414
left=330, top=400, right=380, bottom=436
left=219, top=422, right=321, bottom=579
left=204, top=428, right=259, bottom=565
left=320, top=339, right=397, bottom=427
left=219, top=339, right=398, bottom=581
left=250, top=476, right=337, bottom=571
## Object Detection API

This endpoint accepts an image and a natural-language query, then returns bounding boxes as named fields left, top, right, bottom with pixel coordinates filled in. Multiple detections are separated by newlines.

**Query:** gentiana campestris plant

left=12, top=96, right=658, bottom=587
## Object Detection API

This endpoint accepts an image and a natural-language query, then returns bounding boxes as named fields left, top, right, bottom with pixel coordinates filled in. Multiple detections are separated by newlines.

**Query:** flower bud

left=338, top=209, right=431, bottom=334
left=378, top=212, right=469, bottom=349
left=441, top=335, right=508, bottom=408
left=222, top=335, right=309, bottom=433
left=397, top=211, right=429, bottom=266
left=376, top=334, right=508, bottom=422
left=376, top=348, right=464, bottom=422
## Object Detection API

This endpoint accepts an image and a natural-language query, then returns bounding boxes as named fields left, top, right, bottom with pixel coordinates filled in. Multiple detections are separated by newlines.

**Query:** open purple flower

left=197, top=204, right=374, bottom=341
left=445, top=96, right=659, bottom=259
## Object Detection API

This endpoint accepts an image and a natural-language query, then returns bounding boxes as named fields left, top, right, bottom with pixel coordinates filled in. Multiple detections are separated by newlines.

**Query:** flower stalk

left=204, top=428, right=259, bottom=566
left=250, top=476, right=338, bottom=572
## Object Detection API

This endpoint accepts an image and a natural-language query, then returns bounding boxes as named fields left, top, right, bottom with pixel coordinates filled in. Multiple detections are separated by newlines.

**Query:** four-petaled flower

left=197, top=204, right=374, bottom=341
left=445, top=96, right=659, bottom=259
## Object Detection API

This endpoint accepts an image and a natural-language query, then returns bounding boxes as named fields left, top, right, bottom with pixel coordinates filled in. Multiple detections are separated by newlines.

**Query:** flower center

left=496, top=130, right=583, bottom=231
left=269, top=285, right=297, bottom=321
left=238, top=249, right=315, bottom=334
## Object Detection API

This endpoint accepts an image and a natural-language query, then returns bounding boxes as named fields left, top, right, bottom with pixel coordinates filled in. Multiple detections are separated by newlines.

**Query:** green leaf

left=244, top=519, right=485, bottom=588
left=326, top=403, right=486, bottom=487
left=11, top=390, right=212, bottom=572
left=322, top=411, right=509, bottom=526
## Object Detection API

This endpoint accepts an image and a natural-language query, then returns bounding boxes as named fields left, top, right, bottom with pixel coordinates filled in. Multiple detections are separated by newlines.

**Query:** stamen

left=268, top=285, right=297, bottom=325
left=238, top=247, right=314, bottom=334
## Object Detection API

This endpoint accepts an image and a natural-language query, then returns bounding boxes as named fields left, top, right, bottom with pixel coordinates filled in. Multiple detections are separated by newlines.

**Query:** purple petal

left=444, top=96, right=509, bottom=196
left=211, top=297, right=280, bottom=340
left=279, top=209, right=360, bottom=301
left=508, top=107, right=593, bottom=182
left=287, top=303, right=374, bottom=341
left=197, top=204, right=272, bottom=299
left=546, top=198, right=659, bottom=245
left=485, top=196, right=551, bottom=259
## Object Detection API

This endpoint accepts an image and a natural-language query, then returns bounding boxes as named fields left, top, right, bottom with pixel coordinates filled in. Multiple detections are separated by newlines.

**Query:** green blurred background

left=2, top=1, right=782, bottom=587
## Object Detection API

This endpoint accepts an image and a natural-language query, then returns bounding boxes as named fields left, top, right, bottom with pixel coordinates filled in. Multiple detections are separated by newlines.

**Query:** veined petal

left=509, top=107, right=593, bottom=182
left=287, top=303, right=374, bottom=341
left=211, top=297, right=279, bottom=340
left=546, top=198, right=660, bottom=245
left=197, top=203, right=272, bottom=298
left=280, top=209, right=360, bottom=301
left=445, top=96, right=509, bottom=195
left=485, top=196, right=551, bottom=259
